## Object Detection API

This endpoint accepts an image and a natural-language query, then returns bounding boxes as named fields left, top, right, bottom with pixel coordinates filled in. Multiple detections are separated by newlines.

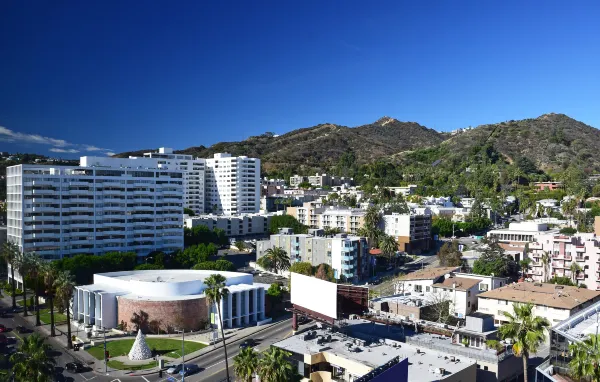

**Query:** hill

left=117, top=117, right=444, bottom=174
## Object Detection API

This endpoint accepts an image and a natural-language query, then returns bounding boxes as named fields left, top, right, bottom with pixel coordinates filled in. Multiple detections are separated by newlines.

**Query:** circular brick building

left=73, top=270, right=268, bottom=332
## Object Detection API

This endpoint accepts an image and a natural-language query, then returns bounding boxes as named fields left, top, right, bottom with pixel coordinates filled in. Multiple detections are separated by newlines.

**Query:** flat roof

left=479, top=282, right=600, bottom=310
left=399, top=267, right=460, bottom=281
left=96, top=269, right=245, bottom=283
left=432, top=276, right=481, bottom=292
left=553, top=300, right=600, bottom=342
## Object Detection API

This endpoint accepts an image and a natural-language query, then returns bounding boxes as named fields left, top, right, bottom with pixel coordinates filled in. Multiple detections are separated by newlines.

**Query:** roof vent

left=555, top=286, right=564, bottom=290
left=534, top=283, right=542, bottom=287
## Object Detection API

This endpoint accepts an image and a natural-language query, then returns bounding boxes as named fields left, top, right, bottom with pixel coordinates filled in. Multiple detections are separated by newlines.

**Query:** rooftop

left=553, top=299, right=600, bottom=342
left=399, top=267, right=460, bottom=281
left=478, top=282, right=600, bottom=310
left=432, top=276, right=481, bottom=292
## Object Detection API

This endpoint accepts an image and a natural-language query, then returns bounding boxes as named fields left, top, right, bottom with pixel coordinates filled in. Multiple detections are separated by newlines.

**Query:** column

left=260, top=288, right=266, bottom=320
left=244, top=290, right=250, bottom=325
left=227, top=293, right=233, bottom=329
left=252, top=288, right=258, bottom=322
left=235, top=291, right=242, bottom=326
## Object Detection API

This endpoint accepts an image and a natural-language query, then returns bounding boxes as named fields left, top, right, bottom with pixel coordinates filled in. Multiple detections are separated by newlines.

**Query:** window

left=484, top=366, right=488, bottom=371
left=414, top=285, right=423, bottom=293
left=468, top=291, right=471, bottom=297
left=468, top=301, right=471, bottom=307
left=426, top=286, right=430, bottom=292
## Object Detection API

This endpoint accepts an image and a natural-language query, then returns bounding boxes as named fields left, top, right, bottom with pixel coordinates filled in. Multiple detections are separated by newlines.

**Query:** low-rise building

left=382, top=213, right=432, bottom=254
left=478, top=282, right=600, bottom=326
left=533, top=182, right=563, bottom=191
left=290, top=173, right=355, bottom=188
left=184, top=212, right=280, bottom=239
left=287, top=203, right=365, bottom=235
left=487, top=222, right=559, bottom=252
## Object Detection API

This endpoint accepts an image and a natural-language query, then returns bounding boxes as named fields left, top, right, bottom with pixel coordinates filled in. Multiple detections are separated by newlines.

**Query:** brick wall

left=117, top=296, right=208, bottom=333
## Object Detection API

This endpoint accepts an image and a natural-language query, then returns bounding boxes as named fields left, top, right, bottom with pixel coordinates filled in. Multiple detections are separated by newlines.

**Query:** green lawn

left=87, top=338, right=206, bottom=360
left=107, top=360, right=158, bottom=371
left=40, top=309, right=67, bottom=324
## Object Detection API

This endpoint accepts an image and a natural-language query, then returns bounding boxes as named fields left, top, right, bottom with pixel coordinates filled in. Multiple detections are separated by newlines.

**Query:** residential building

left=140, top=147, right=206, bottom=215
left=487, top=222, right=559, bottom=245
left=272, top=318, right=477, bottom=382
left=287, top=203, right=366, bottom=235
left=6, top=159, right=184, bottom=260
left=71, top=270, right=267, bottom=330
left=535, top=299, right=600, bottom=381
left=204, top=153, right=260, bottom=215
left=260, top=177, right=286, bottom=197
left=256, top=230, right=369, bottom=281
left=477, top=282, right=600, bottom=326
left=533, top=182, right=563, bottom=191
left=394, top=267, right=462, bottom=295
left=289, top=173, right=355, bottom=188
left=387, top=185, right=418, bottom=196
left=184, top=212, right=281, bottom=239
left=382, top=213, right=432, bottom=254
left=370, top=293, right=435, bottom=321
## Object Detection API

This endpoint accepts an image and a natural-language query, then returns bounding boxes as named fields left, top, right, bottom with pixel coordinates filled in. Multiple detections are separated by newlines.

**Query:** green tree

left=258, top=247, right=291, bottom=274
left=134, top=263, right=164, bottom=271
left=258, top=347, right=294, bottom=382
left=568, top=334, right=600, bottom=382
left=289, top=262, right=314, bottom=276
left=183, top=207, right=196, bottom=216
left=314, top=263, right=334, bottom=281
left=234, top=347, right=259, bottom=382
left=27, top=254, right=43, bottom=326
left=548, top=276, right=575, bottom=286
left=268, top=215, right=308, bottom=234
left=472, top=240, right=518, bottom=278
left=14, top=252, right=32, bottom=316
left=9, top=333, right=56, bottom=382
left=235, top=240, right=246, bottom=251
left=1, top=242, right=20, bottom=309
left=54, top=270, right=75, bottom=349
left=437, top=241, right=463, bottom=267
left=379, top=235, right=398, bottom=266
left=499, top=303, right=550, bottom=382
left=204, top=274, right=231, bottom=382
left=570, top=262, right=583, bottom=284
left=40, top=262, right=58, bottom=336
left=298, top=181, right=312, bottom=189
left=559, top=227, right=577, bottom=235
left=519, top=258, right=531, bottom=278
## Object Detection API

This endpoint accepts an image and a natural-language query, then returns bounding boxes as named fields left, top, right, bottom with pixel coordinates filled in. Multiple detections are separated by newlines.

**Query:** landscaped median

left=86, top=338, right=207, bottom=370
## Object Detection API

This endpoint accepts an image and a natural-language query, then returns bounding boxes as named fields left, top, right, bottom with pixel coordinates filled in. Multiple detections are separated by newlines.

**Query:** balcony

left=576, top=256, right=586, bottom=262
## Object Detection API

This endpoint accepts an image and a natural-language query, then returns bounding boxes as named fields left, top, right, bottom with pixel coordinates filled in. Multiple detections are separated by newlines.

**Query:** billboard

left=291, top=272, right=338, bottom=320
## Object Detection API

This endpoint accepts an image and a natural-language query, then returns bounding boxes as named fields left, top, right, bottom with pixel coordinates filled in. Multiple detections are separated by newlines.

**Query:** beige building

left=287, top=203, right=365, bottom=234
left=478, top=282, right=600, bottom=326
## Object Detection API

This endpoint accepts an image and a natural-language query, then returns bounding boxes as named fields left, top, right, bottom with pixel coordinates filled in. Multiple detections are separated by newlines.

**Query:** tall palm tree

left=363, top=206, right=381, bottom=244
left=1, top=242, right=20, bottom=309
left=27, top=254, right=43, bottom=326
left=570, top=262, right=583, bottom=284
left=204, top=274, right=230, bottom=382
left=568, top=334, right=600, bottom=382
left=499, top=303, right=550, bottom=382
left=54, top=270, right=75, bottom=349
left=541, top=251, right=550, bottom=282
left=258, top=347, right=294, bottom=382
left=13, top=252, right=31, bottom=316
left=234, top=347, right=259, bottom=382
left=41, top=262, right=58, bottom=336
left=380, top=235, right=398, bottom=267
left=10, top=332, right=56, bottom=382
left=259, top=247, right=291, bottom=274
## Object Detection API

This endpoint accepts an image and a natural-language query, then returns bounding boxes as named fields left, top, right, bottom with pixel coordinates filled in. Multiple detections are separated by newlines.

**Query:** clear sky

left=1, top=1, right=599, bottom=157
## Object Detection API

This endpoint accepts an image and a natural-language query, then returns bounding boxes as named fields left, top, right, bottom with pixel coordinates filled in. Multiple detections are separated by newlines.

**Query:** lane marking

left=141, top=376, right=150, bottom=382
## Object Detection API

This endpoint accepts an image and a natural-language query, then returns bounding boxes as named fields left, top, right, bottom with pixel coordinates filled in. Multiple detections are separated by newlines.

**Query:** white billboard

left=290, top=272, right=337, bottom=320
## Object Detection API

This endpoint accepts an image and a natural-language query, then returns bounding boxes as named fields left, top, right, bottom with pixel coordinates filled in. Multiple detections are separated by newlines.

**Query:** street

left=0, top=296, right=295, bottom=382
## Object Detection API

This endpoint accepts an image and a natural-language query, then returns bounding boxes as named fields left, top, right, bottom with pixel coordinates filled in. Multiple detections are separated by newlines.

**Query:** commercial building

left=205, top=153, right=260, bottom=215
left=287, top=203, right=365, bottom=234
left=256, top=230, right=369, bottom=281
left=478, top=282, right=600, bottom=326
left=382, top=213, right=432, bottom=254
left=6, top=158, right=184, bottom=259
left=140, top=147, right=206, bottom=215
left=535, top=299, right=600, bottom=382
left=73, top=270, right=268, bottom=331
left=184, top=212, right=280, bottom=239
left=273, top=318, right=476, bottom=382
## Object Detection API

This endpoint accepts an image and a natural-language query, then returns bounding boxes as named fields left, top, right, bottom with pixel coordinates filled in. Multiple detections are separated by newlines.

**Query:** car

left=16, top=326, right=29, bottom=334
left=298, top=316, right=310, bottom=324
left=65, top=362, right=85, bottom=373
left=167, top=364, right=183, bottom=374
left=0, top=324, right=6, bottom=333
left=179, top=364, right=200, bottom=377
left=239, top=339, right=256, bottom=349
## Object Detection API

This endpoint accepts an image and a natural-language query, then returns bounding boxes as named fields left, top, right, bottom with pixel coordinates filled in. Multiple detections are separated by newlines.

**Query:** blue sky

left=1, top=1, right=599, bottom=157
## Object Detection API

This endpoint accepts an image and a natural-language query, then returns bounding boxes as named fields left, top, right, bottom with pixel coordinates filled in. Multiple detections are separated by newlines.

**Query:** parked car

left=65, top=362, right=85, bottom=373
left=0, top=335, right=7, bottom=345
left=167, top=364, right=183, bottom=374
left=179, top=364, right=200, bottom=377
left=16, top=326, right=29, bottom=334
left=239, top=339, right=256, bottom=349
left=0, top=324, right=7, bottom=333
left=298, top=316, right=310, bottom=324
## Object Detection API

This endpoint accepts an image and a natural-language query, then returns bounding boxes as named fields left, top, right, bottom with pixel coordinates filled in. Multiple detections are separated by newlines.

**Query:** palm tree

left=13, top=251, right=31, bottom=316
left=568, top=334, right=600, bottom=382
left=499, top=303, right=550, bottom=382
left=519, top=258, right=531, bottom=279
left=259, top=247, right=291, bottom=274
left=27, top=254, right=43, bottom=326
left=258, top=347, right=294, bottom=382
left=41, top=262, right=58, bottom=336
left=204, top=274, right=231, bottom=382
left=54, top=270, right=75, bottom=349
left=10, top=332, right=56, bottom=382
left=1, top=242, right=20, bottom=309
left=541, top=251, right=550, bottom=282
left=234, top=347, right=259, bottom=382
left=380, top=235, right=398, bottom=268
left=570, top=262, right=583, bottom=284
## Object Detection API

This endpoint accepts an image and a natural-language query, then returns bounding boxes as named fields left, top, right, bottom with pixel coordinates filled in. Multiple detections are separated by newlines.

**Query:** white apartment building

left=382, top=213, right=432, bottom=253
left=478, top=282, right=600, bottom=326
left=529, top=233, right=599, bottom=290
left=6, top=158, right=184, bottom=260
left=286, top=203, right=365, bottom=234
left=140, top=147, right=205, bottom=215
left=184, top=212, right=281, bottom=238
left=205, top=153, right=260, bottom=215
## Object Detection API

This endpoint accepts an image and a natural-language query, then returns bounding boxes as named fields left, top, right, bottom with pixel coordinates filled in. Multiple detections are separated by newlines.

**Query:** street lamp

left=175, top=328, right=186, bottom=382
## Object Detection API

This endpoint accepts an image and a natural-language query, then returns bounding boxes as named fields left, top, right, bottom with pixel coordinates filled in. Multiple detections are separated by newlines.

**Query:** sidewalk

left=0, top=292, right=291, bottom=378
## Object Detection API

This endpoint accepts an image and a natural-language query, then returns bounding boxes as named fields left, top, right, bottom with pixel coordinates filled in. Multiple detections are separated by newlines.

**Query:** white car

left=167, top=364, right=183, bottom=374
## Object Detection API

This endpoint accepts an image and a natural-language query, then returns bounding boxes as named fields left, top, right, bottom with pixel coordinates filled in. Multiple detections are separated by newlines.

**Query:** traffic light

left=105, top=350, right=110, bottom=359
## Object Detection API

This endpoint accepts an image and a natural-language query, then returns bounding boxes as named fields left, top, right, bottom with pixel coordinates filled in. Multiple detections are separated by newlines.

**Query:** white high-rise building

left=140, top=148, right=206, bottom=215
left=6, top=157, right=184, bottom=260
left=205, top=153, right=260, bottom=214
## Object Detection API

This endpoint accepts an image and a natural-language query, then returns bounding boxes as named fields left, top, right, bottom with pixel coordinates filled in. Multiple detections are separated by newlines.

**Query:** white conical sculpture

left=128, top=329, right=153, bottom=360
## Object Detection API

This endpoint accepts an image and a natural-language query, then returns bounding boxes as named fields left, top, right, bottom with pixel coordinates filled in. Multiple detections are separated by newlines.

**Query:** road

left=0, top=300, right=295, bottom=382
